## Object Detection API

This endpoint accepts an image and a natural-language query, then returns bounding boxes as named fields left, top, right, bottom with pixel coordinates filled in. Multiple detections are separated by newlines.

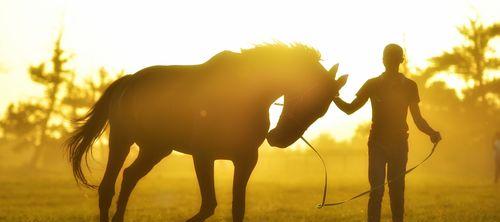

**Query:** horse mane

left=203, top=43, right=322, bottom=68
left=240, top=42, right=322, bottom=63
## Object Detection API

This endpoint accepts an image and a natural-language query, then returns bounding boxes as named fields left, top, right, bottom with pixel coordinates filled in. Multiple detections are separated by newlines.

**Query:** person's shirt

left=356, top=72, right=419, bottom=138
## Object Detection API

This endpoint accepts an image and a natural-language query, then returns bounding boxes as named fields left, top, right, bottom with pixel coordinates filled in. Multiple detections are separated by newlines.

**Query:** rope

left=302, top=136, right=439, bottom=208
left=273, top=102, right=439, bottom=208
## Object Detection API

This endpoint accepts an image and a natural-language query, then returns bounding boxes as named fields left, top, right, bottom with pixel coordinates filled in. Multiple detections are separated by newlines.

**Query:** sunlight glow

left=1, top=0, right=499, bottom=141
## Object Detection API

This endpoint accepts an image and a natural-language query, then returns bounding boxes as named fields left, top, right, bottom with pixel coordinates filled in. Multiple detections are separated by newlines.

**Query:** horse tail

left=65, top=75, right=131, bottom=189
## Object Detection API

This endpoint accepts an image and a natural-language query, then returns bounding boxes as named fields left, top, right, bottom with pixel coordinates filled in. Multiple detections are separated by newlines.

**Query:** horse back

left=116, top=64, right=271, bottom=157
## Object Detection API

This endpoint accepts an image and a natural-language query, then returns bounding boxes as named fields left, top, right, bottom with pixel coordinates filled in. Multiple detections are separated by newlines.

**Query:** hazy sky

left=0, top=0, right=499, bottom=141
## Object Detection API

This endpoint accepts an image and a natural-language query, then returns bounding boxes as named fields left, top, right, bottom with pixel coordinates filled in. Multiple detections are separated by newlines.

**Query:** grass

left=0, top=149, right=499, bottom=222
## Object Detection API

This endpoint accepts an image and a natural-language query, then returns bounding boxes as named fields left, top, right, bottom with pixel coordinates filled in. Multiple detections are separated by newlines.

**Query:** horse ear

left=329, top=63, right=339, bottom=79
left=336, top=74, right=348, bottom=88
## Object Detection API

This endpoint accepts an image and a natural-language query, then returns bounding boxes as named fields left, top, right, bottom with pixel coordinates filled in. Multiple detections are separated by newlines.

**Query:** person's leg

left=387, top=144, right=408, bottom=222
left=368, top=145, right=387, bottom=222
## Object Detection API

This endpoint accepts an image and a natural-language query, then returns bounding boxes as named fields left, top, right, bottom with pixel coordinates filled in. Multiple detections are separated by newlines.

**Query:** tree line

left=0, top=19, right=498, bottom=169
left=0, top=33, right=123, bottom=168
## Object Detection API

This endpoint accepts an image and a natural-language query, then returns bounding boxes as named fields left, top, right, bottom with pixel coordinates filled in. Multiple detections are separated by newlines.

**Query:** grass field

left=0, top=147, right=499, bottom=222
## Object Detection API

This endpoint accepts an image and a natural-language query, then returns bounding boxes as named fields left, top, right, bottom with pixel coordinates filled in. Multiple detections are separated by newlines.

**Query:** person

left=494, top=132, right=500, bottom=183
left=332, top=44, right=441, bottom=222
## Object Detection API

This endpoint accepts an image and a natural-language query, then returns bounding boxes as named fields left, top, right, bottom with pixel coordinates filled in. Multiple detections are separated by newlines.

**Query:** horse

left=66, top=43, right=348, bottom=222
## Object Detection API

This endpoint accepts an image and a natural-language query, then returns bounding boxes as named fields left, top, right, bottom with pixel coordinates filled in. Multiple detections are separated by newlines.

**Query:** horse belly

left=180, top=111, right=270, bottom=158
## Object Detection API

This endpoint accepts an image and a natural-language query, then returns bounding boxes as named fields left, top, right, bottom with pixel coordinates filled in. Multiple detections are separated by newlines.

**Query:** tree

left=422, top=19, right=499, bottom=102
left=26, top=32, right=73, bottom=167
left=0, top=101, right=46, bottom=152
left=0, top=28, right=126, bottom=167
left=416, top=19, right=500, bottom=147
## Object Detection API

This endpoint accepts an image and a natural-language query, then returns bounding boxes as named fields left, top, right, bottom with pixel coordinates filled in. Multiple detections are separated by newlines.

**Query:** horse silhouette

left=66, top=43, right=348, bottom=222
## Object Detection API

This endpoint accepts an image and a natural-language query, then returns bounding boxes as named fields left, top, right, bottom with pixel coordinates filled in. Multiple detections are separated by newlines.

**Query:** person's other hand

left=430, top=131, right=442, bottom=144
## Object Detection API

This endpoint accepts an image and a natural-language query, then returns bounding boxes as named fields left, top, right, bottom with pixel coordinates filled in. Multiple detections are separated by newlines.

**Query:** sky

left=0, top=0, right=499, bottom=141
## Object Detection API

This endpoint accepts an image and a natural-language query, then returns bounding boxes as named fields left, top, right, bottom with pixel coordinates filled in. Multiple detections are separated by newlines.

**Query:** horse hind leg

left=111, top=146, right=171, bottom=222
left=186, top=156, right=217, bottom=222
left=99, top=130, right=132, bottom=222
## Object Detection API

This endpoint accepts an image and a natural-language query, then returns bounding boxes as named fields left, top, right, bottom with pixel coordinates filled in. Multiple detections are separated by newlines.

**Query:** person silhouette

left=494, top=131, right=500, bottom=184
left=332, top=44, right=441, bottom=222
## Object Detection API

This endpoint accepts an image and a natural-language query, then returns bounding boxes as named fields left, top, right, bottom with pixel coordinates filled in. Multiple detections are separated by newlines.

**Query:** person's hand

left=332, top=95, right=340, bottom=102
left=333, top=91, right=340, bottom=97
left=430, top=131, right=442, bottom=144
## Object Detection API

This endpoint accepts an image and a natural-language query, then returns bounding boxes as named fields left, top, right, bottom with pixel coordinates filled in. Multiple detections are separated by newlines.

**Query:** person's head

left=383, top=43, right=404, bottom=70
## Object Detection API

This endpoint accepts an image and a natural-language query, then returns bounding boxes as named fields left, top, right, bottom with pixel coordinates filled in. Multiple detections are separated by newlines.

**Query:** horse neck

left=222, top=57, right=306, bottom=109
left=246, top=66, right=297, bottom=108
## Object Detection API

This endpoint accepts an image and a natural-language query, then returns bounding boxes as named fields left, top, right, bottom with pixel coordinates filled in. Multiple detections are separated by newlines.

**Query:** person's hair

left=383, top=43, right=404, bottom=65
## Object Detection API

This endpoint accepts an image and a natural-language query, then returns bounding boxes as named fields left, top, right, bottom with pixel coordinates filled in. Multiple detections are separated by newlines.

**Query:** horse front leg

left=186, top=156, right=217, bottom=222
left=232, top=152, right=258, bottom=222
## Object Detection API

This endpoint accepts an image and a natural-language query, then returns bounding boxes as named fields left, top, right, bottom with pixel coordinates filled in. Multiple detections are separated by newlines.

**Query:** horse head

left=267, top=63, right=348, bottom=148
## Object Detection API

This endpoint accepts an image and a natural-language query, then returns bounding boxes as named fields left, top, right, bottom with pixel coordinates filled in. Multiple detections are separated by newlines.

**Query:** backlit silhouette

left=65, top=43, right=347, bottom=222
left=332, top=44, right=442, bottom=222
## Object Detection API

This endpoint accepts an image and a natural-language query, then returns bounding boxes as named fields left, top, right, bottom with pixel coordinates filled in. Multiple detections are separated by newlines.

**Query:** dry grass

left=0, top=148, right=499, bottom=222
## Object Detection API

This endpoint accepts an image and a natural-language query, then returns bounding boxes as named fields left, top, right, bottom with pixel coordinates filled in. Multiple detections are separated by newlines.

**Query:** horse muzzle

left=266, top=127, right=303, bottom=148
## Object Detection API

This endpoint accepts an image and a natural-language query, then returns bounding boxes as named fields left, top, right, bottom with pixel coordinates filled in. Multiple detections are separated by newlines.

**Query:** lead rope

left=274, top=102, right=439, bottom=208
left=302, top=136, right=439, bottom=208
left=299, top=136, right=329, bottom=208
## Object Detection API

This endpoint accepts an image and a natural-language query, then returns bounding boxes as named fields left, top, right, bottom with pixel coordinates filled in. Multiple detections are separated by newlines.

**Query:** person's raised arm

left=333, top=95, right=368, bottom=115
left=332, top=78, right=371, bottom=115
left=409, top=102, right=441, bottom=143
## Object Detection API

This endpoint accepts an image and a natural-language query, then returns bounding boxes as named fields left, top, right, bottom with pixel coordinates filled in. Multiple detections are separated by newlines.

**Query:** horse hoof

left=185, top=212, right=213, bottom=222
left=111, top=216, right=124, bottom=222
left=185, top=216, right=203, bottom=222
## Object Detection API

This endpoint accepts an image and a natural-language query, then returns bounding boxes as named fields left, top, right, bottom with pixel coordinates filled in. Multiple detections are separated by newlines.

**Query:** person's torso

left=368, top=73, right=415, bottom=139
